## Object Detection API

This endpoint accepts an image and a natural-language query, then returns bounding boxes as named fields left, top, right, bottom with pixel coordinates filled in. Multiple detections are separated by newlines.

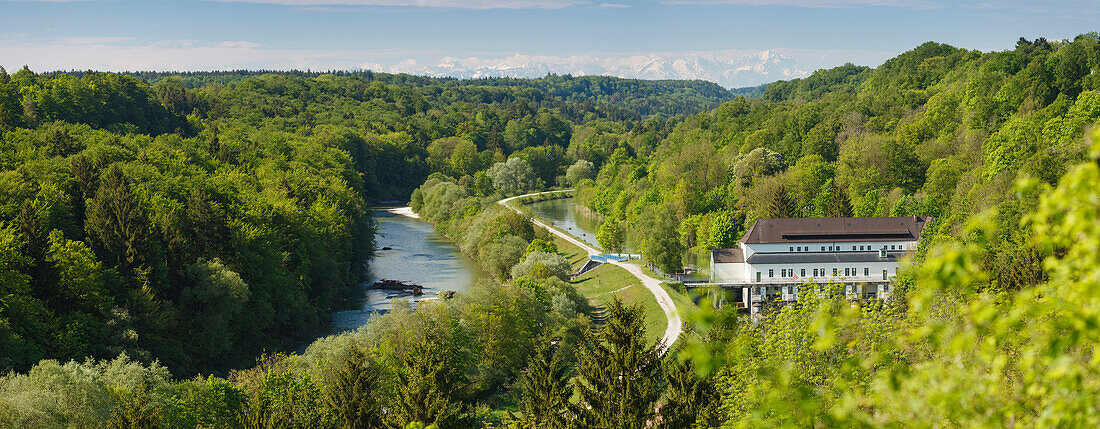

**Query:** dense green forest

left=2, top=34, right=1100, bottom=428
left=0, top=66, right=726, bottom=378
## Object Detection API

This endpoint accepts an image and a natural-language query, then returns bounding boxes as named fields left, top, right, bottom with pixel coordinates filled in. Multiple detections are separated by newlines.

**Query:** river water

left=328, top=208, right=490, bottom=332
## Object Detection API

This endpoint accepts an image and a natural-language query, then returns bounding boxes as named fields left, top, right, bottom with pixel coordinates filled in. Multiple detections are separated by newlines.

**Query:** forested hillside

left=0, top=66, right=720, bottom=376
left=577, top=35, right=1100, bottom=283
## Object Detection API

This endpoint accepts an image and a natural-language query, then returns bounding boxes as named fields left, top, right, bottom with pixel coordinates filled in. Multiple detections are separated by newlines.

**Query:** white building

left=710, top=216, right=932, bottom=312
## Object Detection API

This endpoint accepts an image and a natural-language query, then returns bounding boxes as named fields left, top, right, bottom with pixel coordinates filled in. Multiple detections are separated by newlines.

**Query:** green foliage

left=510, top=251, right=571, bottom=281
left=322, top=346, right=383, bottom=429
left=595, top=219, right=625, bottom=253
left=672, top=135, right=1100, bottom=427
left=565, top=159, right=596, bottom=186
left=637, top=206, right=685, bottom=274
left=705, top=212, right=740, bottom=249
left=573, top=299, right=663, bottom=428
left=523, top=238, right=557, bottom=258
left=516, top=343, right=571, bottom=429
left=487, top=157, right=542, bottom=195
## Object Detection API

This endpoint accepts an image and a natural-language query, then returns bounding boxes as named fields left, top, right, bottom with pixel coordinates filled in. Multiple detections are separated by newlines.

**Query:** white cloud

left=0, top=37, right=431, bottom=72
left=0, top=36, right=896, bottom=87
left=209, top=0, right=586, bottom=9
left=362, top=48, right=896, bottom=87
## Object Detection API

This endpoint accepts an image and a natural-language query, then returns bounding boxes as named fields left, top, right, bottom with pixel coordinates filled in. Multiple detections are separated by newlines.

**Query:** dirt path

left=499, top=191, right=682, bottom=352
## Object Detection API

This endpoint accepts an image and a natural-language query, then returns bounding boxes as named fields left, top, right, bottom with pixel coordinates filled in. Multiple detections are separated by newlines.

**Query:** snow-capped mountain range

left=361, top=50, right=809, bottom=88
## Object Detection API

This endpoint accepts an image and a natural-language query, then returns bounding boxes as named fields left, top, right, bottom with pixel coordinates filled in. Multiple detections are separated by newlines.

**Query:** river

left=327, top=208, right=490, bottom=332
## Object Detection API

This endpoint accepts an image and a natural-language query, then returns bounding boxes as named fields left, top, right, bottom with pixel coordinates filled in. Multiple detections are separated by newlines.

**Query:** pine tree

left=85, top=165, right=146, bottom=269
left=324, top=346, right=384, bottom=429
left=517, top=342, right=571, bottom=429
left=387, top=340, right=469, bottom=429
left=573, top=299, right=663, bottom=429
left=658, top=351, right=719, bottom=429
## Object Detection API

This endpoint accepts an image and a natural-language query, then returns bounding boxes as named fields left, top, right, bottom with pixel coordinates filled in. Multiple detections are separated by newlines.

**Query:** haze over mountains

left=361, top=50, right=809, bottom=88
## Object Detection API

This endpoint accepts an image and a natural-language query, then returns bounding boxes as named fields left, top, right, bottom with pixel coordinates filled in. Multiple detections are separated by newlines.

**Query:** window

left=821, top=246, right=825, bottom=251
left=860, top=245, right=865, bottom=251
left=844, top=268, right=850, bottom=276
left=769, top=269, right=774, bottom=278
left=800, top=268, right=806, bottom=277
left=882, top=269, right=887, bottom=280
left=890, top=245, right=896, bottom=250
left=756, top=272, right=761, bottom=282
left=864, top=267, right=869, bottom=276
left=833, top=268, right=838, bottom=276
left=780, top=269, right=786, bottom=277
left=790, top=246, right=794, bottom=251
left=829, top=246, right=833, bottom=251
left=852, top=246, right=857, bottom=251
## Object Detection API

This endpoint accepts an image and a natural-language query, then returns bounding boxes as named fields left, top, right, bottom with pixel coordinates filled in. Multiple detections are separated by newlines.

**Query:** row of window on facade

left=789, top=244, right=903, bottom=252
left=764, top=267, right=891, bottom=279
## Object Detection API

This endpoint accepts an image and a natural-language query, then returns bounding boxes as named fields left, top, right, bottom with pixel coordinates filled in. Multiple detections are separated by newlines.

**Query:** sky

left=1, top=0, right=1098, bottom=87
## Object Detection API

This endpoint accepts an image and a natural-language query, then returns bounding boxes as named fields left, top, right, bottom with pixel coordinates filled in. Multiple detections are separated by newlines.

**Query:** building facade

left=710, top=216, right=932, bottom=312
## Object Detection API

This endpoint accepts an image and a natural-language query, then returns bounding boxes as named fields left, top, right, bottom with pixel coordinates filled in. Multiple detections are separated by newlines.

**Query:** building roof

left=740, top=216, right=932, bottom=244
left=711, top=248, right=744, bottom=263
left=745, top=251, right=905, bottom=265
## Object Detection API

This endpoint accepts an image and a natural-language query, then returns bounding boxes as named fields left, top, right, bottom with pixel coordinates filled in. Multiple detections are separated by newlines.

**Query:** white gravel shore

left=386, top=206, right=419, bottom=218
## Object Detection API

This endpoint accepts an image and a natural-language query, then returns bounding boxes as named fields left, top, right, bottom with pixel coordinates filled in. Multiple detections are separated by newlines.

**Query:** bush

left=511, top=251, right=571, bottom=281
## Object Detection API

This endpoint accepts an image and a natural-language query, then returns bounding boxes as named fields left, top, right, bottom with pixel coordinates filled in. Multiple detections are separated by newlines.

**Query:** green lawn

left=570, top=263, right=667, bottom=345
left=551, top=233, right=589, bottom=271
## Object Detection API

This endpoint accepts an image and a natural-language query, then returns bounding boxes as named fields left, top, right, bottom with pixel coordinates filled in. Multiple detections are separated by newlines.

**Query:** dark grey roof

left=745, top=251, right=906, bottom=264
left=712, top=248, right=744, bottom=263
left=740, top=216, right=932, bottom=244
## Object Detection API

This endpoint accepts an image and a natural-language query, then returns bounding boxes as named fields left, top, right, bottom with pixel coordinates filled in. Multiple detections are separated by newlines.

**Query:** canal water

left=525, top=197, right=711, bottom=281
left=525, top=198, right=630, bottom=251
left=328, top=208, right=490, bottom=332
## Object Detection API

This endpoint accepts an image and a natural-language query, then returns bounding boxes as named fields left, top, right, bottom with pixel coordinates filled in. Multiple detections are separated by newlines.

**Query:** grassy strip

left=571, top=264, right=666, bottom=344
left=551, top=233, right=590, bottom=271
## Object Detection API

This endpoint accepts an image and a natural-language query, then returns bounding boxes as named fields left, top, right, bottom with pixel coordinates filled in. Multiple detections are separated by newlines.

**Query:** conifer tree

left=517, top=342, right=571, bottom=429
left=324, top=346, right=383, bottom=429
left=659, top=350, right=719, bottom=429
left=387, top=340, right=469, bottom=429
left=573, top=299, right=663, bottom=429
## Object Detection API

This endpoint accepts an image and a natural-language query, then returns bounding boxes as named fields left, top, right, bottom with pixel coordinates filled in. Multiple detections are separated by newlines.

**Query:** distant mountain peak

left=360, top=50, right=809, bottom=88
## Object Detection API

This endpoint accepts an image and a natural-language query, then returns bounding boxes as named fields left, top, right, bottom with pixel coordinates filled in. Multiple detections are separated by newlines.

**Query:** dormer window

left=879, top=249, right=888, bottom=258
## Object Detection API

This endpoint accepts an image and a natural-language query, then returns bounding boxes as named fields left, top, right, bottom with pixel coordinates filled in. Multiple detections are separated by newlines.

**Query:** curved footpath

left=499, top=191, right=682, bottom=352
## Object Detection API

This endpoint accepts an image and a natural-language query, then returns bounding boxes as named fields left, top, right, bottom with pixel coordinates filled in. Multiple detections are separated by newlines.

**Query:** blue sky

left=1, top=0, right=1097, bottom=87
